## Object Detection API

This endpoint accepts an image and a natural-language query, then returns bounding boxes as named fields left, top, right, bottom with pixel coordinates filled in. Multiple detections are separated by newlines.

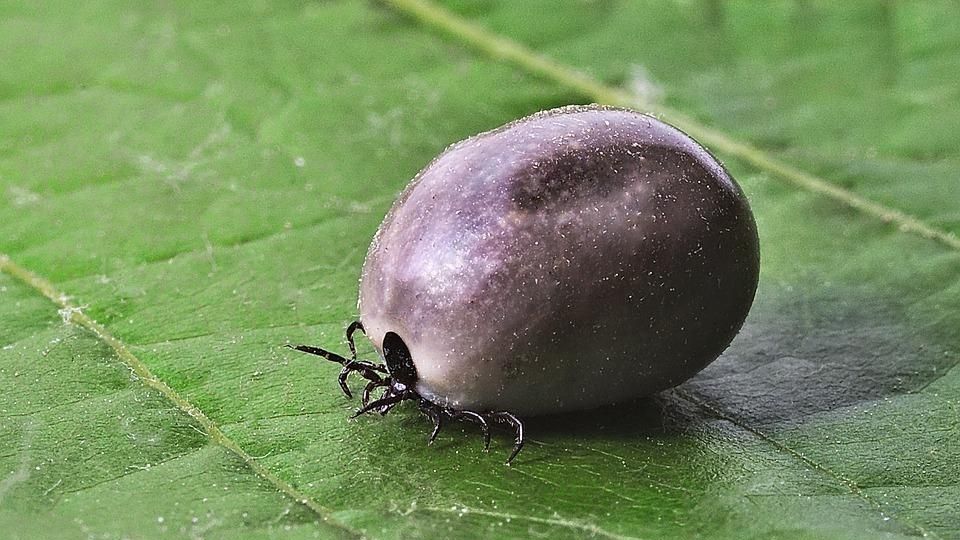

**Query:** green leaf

left=1, top=1, right=957, bottom=538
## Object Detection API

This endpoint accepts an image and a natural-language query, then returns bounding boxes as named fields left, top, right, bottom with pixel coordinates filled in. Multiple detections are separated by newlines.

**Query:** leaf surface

left=1, top=1, right=957, bottom=538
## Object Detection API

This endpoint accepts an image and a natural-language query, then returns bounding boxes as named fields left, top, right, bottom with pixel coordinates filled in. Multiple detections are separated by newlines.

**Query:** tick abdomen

left=359, top=105, right=759, bottom=415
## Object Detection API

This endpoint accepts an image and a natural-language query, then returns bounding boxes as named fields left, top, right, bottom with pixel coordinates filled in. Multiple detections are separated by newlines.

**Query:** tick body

left=292, top=104, right=759, bottom=463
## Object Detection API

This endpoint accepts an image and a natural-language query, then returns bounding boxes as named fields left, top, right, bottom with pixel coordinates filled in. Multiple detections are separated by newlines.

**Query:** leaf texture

left=1, top=1, right=958, bottom=538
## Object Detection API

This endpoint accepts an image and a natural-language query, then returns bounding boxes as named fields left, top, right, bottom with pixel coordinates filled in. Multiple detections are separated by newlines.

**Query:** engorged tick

left=290, top=104, right=760, bottom=464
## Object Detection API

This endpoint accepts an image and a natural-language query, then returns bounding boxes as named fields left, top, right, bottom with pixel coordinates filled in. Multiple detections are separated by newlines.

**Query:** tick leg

left=341, top=359, right=388, bottom=385
left=428, top=413, right=444, bottom=444
left=287, top=344, right=350, bottom=366
left=374, top=387, right=392, bottom=414
left=343, top=322, right=389, bottom=377
left=362, top=379, right=390, bottom=407
left=419, top=400, right=444, bottom=444
left=490, top=411, right=525, bottom=465
left=353, top=360, right=389, bottom=377
left=336, top=359, right=387, bottom=399
left=378, top=396, right=402, bottom=415
left=345, top=320, right=365, bottom=361
left=289, top=339, right=388, bottom=402
left=352, top=391, right=409, bottom=418
left=453, top=410, right=491, bottom=451
left=337, top=364, right=356, bottom=398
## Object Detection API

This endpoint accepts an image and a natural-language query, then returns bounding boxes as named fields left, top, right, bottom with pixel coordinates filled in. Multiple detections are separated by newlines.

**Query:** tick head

left=382, top=331, right=418, bottom=391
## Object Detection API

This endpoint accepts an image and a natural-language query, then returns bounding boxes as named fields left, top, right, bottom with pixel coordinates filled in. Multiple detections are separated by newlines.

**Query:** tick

left=291, top=104, right=760, bottom=464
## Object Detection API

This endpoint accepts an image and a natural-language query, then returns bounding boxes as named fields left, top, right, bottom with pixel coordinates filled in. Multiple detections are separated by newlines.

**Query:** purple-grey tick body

left=291, top=104, right=760, bottom=464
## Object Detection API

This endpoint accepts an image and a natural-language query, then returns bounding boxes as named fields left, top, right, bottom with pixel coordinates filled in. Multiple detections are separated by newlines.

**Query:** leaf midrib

left=0, top=251, right=941, bottom=539
left=382, top=0, right=960, bottom=252
left=0, top=254, right=364, bottom=539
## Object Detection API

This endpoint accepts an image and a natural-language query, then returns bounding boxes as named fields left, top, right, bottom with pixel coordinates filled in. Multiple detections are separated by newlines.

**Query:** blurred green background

left=1, top=1, right=958, bottom=539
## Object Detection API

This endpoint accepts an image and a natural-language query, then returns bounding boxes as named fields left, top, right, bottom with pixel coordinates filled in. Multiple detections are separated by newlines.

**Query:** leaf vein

left=59, top=450, right=202, bottom=496
left=419, top=504, right=643, bottom=540
left=0, top=254, right=364, bottom=539
left=673, top=389, right=940, bottom=539
left=382, top=0, right=960, bottom=252
left=10, top=192, right=393, bottom=296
